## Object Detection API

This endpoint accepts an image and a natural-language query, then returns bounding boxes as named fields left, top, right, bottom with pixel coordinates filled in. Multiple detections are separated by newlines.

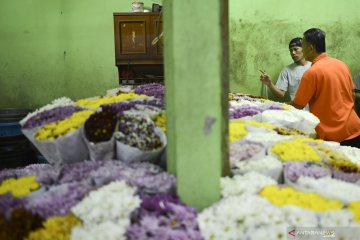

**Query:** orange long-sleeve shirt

left=294, top=53, right=360, bottom=142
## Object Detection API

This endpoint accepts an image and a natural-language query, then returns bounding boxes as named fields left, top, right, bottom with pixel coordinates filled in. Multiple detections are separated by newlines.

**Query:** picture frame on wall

left=152, top=4, right=162, bottom=12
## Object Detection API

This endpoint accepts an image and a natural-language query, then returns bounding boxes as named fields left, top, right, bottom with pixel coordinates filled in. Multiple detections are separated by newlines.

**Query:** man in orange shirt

left=291, top=28, right=360, bottom=148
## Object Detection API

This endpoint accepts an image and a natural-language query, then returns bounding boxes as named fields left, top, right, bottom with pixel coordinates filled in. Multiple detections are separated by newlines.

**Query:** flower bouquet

left=30, top=110, right=93, bottom=167
left=21, top=106, right=84, bottom=152
left=83, top=108, right=118, bottom=160
left=115, top=113, right=166, bottom=163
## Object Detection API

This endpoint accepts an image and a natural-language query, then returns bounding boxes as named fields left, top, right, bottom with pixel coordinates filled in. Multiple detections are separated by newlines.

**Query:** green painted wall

left=229, top=0, right=360, bottom=101
left=0, top=0, right=161, bottom=109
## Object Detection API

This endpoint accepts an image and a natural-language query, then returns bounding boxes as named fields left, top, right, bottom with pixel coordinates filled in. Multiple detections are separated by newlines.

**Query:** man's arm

left=259, top=70, right=286, bottom=98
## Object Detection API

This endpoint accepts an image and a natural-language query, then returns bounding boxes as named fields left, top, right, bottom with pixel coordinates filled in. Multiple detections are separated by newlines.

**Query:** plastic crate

left=0, top=122, right=22, bottom=137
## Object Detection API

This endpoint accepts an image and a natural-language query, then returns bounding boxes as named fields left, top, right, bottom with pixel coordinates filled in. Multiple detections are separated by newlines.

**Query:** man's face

left=289, top=45, right=304, bottom=63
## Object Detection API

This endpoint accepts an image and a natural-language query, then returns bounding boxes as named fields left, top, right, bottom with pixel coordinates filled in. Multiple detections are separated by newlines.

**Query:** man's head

left=288, top=37, right=305, bottom=64
left=302, top=28, right=326, bottom=62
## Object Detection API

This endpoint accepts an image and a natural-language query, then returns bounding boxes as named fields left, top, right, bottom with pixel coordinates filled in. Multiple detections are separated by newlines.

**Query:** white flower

left=71, top=221, right=127, bottom=240
left=294, top=177, right=360, bottom=204
left=245, top=223, right=287, bottom=240
left=281, top=205, right=318, bottom=227
left=197, top=195, right=284, bottom=240
left=259, top=109, right=319, bottom=135
left=337, top=145, right=360, bottom=167
left=124, top=104, right=163, bottom=118
left=71, top=181, right=140, bottom=225
left=221, top=172, right=276, bottom=198
left=290, top=109, right=320, bottom=134
left=229, top=100, right=262, bottom=108
left=318, top=210, right=357, bottom=227
left=233, top=156, right=283, bottom=182
left=244, top=131, right=294, bottom=147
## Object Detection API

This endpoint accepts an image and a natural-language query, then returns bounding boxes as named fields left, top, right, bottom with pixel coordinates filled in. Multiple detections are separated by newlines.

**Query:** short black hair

left=289, top=37, right=302, bottom=48
left=303, top=28, right=326, bottom=53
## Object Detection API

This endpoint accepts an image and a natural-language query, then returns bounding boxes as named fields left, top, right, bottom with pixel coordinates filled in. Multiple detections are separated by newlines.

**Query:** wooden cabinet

left=113, top=12, right=163, bottom=84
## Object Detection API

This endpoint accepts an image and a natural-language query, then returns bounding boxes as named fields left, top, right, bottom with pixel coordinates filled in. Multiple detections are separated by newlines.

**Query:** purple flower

left=331, top=167, right=360, bottom=183
left=57, top=161, right=176, bottom=194
left=26, top=181, right=92, bottom=219
left=284, top=161, right=331, bottom=183
left=267, top=105, right=285, bottom=110
left=127, top=193, right=202, bottom=240
left=229, top=105, right=264, bottom=119
left=103, top=99, right=164, bottom=115
left=135, top=83, right=164, bottom=97
left=139, top=193, right=181, bottom=215
left=0, top=164, right=58, bottom=185
left=128, top=172, right=176, bottom=194
left=229, top=141, right=264, bottom=167
left=58, top=160, right=108, bottom=184
left=22, top=106, right=83, bottom=129
left=0, top=193, right=26, bottom=216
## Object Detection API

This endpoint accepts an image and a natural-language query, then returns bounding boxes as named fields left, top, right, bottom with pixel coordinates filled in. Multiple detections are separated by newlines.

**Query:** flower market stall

left=1, top=83, right=360, bottom=239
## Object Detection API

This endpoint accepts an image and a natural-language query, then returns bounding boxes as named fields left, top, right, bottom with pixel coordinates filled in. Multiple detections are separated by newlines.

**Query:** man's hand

left=259, top=70, right=272, bottom=86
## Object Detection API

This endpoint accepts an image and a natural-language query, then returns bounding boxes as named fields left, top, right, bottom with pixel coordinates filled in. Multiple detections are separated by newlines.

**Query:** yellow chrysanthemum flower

left=348, top=201, right=360, bottom=223
left=75, top=93, right=148, bottom=110
left=271, top=138, right=321, bottom=162
left=281, top=105, right=292, bottom=110
left=260, top=185, right=343, bottom=212
left=296, top=137, right=323, bottom=144
left=0, top=176, right=40, bottom=198
left=35, top=110, right=93, bottom=140
left=229, top=121, right=247, bottom=142
left=246, top=120, right=276, bottom=130
left=27, top=214, right=81, bottom=240
left=154, top=113, right=166, bottom=133
left=228, top=93, right=235, bottom=100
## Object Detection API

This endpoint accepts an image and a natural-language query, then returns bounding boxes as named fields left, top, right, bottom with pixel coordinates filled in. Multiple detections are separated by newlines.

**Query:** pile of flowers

left=9, top=85, right=360, bottom=239
left=0, top=160, right=195, bottom=239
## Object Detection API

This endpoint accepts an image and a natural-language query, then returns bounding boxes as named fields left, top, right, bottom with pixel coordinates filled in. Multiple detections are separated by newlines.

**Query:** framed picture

left=152, top=4, right=162, bottom=12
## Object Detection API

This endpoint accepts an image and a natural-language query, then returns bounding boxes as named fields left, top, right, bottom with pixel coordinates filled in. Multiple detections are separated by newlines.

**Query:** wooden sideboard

left=113, top=12, right=163, bottom=85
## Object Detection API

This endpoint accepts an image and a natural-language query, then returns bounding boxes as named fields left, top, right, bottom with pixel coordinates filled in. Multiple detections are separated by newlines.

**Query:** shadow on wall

left=229, top=18, right=295, bottom=97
